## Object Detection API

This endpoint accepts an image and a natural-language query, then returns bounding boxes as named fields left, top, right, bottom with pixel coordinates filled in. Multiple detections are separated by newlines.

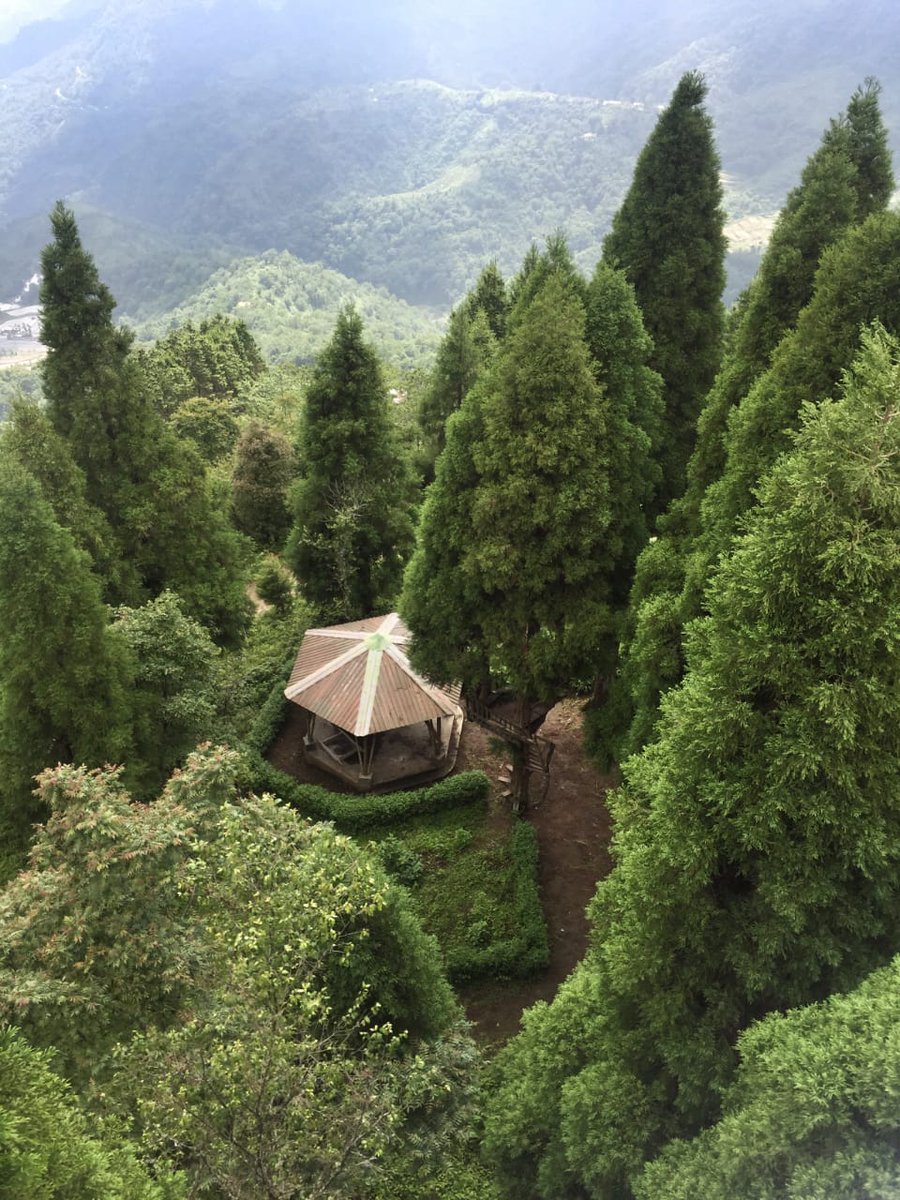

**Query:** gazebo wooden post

left=304, top=711, right=317, bottom=750
left=359, top=734, right=377, bottom=790
left=425, top=718, right=442, bottom=757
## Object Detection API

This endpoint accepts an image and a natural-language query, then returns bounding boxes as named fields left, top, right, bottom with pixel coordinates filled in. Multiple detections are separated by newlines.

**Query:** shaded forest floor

left=268, top=699, right=615, bottom=1045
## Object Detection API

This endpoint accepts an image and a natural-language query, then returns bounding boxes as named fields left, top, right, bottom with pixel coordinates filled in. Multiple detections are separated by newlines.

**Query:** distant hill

left=1, top=0, right=897, bottom=313
left=132, top=250, right=444, bottom=367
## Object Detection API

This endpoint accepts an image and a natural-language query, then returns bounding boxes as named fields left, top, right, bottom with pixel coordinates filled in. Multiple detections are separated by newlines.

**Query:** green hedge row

left=245, top=658, right=294, bottom=753
left=445, top=820, right=549, bottom=984
left=241, top=748, right=491, bottom=834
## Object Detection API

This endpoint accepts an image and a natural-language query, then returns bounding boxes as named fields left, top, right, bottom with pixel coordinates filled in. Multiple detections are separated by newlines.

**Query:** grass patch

left=369, top=802, right=547, bottom=985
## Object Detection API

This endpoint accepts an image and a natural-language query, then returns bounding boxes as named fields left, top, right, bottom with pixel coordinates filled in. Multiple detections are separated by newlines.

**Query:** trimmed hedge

left=241, top=748, right=491, bottom=834
left=245, top=656, right=294, bottom=753
left=444, top=820, right=549, bottom=984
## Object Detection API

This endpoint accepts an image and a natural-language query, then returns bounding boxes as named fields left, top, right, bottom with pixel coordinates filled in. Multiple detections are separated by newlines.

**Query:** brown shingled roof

left=284, top=613, right=461, bottom=737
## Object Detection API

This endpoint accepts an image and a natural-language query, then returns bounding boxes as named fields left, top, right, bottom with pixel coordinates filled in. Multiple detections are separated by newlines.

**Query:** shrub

left=375, top=834, right=425, bottom=888
left=256, top=557, right=295, bottom=615
left=443, top=821, right=548, bottom=984
left=240, top=749, right=491, bottom=835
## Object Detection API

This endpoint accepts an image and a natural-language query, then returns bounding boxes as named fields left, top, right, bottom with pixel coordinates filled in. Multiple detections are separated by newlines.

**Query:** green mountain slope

left=1, top=0, right=897, bottom=312
left=132, top=250, right=443, bottom=366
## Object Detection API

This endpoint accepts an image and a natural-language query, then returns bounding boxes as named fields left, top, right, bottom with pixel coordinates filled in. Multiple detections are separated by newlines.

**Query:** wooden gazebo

left=283, top=613, right=464, bottom=791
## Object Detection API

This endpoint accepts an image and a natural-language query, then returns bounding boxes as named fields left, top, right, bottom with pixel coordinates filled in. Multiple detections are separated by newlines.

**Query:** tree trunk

left=510, top=693, right=532, bottom=815
left=589, top=670, right=610, bottom=708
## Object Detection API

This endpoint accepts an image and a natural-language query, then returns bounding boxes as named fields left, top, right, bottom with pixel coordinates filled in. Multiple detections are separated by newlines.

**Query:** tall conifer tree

left=0, top=461, right=133, bottom=831
left=404, top=274, right=612, bottom=805
left=465, top=259, right=509, bottom=341
left=603, top=71, right=726, bottom=515
left=418, top=305, right=495, bottom=462
left=285, top=306, right=414, bottom=620
left=601, top=88, right=895, bottom=766
left=39, top=204, right=251, bottom=644
left=485, top=326, right=900, bottom=1197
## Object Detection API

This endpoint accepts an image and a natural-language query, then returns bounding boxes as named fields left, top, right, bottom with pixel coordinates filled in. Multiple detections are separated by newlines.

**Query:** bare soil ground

left=458, top=699, right=615, bottom=1044
left=267, top=699, right=615, bottom=1044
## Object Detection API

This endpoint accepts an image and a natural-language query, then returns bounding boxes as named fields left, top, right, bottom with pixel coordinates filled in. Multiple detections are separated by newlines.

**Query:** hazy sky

left=0, top=0, right=76, bottom=43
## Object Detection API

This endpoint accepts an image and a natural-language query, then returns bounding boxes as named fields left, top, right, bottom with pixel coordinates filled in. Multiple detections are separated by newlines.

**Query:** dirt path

left=460, top=699, right=615, bottom=1043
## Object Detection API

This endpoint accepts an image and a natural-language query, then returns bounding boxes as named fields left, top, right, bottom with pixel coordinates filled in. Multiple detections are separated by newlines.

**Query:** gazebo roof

left=284, top=613, right=461, bottom=737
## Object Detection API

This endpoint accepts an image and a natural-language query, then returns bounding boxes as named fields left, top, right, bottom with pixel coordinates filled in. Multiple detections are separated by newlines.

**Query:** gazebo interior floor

left=300, top=712, right=464, bottom=793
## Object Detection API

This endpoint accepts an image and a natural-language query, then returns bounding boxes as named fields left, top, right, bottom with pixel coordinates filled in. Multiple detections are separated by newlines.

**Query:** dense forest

left=2, top=2, right=900, bottom=1195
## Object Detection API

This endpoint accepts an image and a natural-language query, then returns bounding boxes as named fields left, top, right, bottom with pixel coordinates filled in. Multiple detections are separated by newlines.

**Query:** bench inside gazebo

left=283, top=612, right=464, bottom=792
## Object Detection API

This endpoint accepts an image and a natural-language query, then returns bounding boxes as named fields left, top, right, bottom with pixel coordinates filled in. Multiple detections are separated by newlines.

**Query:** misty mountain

left=1, top=0, right=897, bottom=313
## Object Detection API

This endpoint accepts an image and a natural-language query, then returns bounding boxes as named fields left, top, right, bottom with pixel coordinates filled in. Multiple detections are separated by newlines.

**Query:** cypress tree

left=0, top=460, right=132, bottom=831
left=485, top=326, right=900, bottom=1196
left=508, top=231, right=588, bottom=329
left=603, top=91, right=895, bottom=767
left=418, top=305, right=495, bottom=462
left=635, top=952, right=900, bottom=1200
left=581, top=262, right=663, bottom=706
left=1, top=398, right=140, bottom=602
left=603, top=71, right=726, bottom=515
left=465, top=259, right=509, bottom=341
left=702, top=209, right=900, bottom=561
left=38, top=204, right=251, bottom=644
left=404, top=274, right=613, bottom=806
left=843, top=77, right=894, bottom=219
left=285, top=306, right=415, bottom=620
left=231, top=420, right=296, bottom=549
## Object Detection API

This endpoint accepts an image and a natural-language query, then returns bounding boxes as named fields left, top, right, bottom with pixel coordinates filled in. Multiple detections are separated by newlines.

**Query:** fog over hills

left=1, top=0, right=898, bottom=331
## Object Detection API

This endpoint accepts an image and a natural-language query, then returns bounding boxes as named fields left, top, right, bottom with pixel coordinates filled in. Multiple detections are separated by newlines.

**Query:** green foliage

left=405, top=273, right=613, bottom=703
left=583, top=260, right=663, bottom=611
left=439, top=820, right=548, bottom=984
left=603, top=71, right=726, bottom=516
left=465, top=259, right=509, bottom=341
left=241, top=750, right=491, bottom=835
left=0, top=1025, right=184, bottom=1200
left=0, top=745, right=473, bottom=1199
left=484, top=327, right=900, bottom=1197
left=255, top=554, right=296, bottom=615
left=241, top=360, right=311, bottom=434
left=39, top=204, right=253, bottom=643
left=0, top=363, right=43, bottom=423
left=703, top=209, right=900, bottom=561
left=401, top=379, right=492, bottom=691
left=135, top=249, right=444, bottom=367
left=0, top=459, right=133, bottom=834
left=137, top=314, right=265, bottom=415
left=285, top=305, right=416, bottom=621
left=507, top=232, right=588, bottom=329
left=215, top=602, right=311, bottom=745
left=110, top=591, right=220, bottom=796
left=0, top=747, right=237, bottom=1081
left=230, top=420, right=296, bottom=548
left=1, top=397, right=138, bottom=601
left=605, top=89, right=896, bottom=766
left=169, top=394, right=239, bottom=461
left=843, top=77, right=895, bottom=219
left=418, top=304, right=496, bottom=463
left=375, top=833, right=425, bottom=888
left=635, top=953, right=900, bottom=1200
